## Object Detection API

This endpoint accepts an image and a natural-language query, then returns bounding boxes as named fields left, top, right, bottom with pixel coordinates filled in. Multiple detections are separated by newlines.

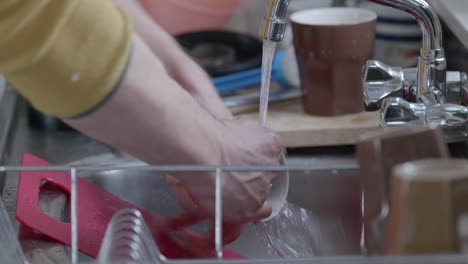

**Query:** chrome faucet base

left=380, top=97, right=468, bottom=143
left=363, top=59, right=468, bottom=142
left=417, top=48, right=448, bottom=104
left=362, top=60, right=468, bottom=109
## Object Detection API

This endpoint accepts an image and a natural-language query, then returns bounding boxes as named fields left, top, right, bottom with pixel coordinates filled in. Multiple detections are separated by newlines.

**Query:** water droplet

left=352, top=40, right=357, bottom=45
left=321, top=50, right=326, bottom=55
left=71, top=73, right=81, bottom=83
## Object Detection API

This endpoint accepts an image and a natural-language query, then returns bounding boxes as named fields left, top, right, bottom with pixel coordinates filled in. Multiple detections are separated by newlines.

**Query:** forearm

left=113, top=0, right=186, bottom=77
left=66, top=35, right=222, bottom=167
left=113, top=0, right=233, bottom=119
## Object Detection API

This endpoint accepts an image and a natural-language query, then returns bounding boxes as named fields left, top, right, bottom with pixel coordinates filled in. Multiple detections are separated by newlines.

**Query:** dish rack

left=1, top=163, right=468, bottom=264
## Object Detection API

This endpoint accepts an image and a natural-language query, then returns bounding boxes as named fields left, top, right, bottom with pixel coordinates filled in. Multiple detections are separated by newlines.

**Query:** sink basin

left=0, top=95, right=364, bottom=262
left=2, top=154, right=359, bottom=262
left=2, top=87, right=468, bottom=263
left=2, top=153, right=361, bottom=263
left=230, top=168, right=362, bottom=258
left=74, top=161, right=362, bottom=260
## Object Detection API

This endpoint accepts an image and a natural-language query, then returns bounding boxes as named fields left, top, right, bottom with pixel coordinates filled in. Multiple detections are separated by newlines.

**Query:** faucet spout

left=260, top=0, right=290, bottom=42
left=369, top=0, right=442, bottom=50
left=260, top=0, right=447, bottom=104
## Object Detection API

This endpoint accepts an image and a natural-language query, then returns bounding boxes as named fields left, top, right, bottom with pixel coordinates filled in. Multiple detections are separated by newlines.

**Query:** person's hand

left=168, top=118, right=283, bottom=242
left=166, top=176, right=250, bottom=245
left=62, top=28, right=280, bottom=246
left=173, top=118, right=283, bottom=222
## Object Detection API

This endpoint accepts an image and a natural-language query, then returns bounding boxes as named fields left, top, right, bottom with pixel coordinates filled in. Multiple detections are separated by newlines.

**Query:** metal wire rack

left=1, top=164, right=468, bottom=264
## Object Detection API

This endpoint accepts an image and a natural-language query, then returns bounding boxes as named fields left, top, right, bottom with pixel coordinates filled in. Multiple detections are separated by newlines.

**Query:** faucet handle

left=364, top=61, right=468, bottom=110
left=362, top=60, right=414, bottom=111
left=380, top=97, right=468, bottom=128
left=380, top=97, right=426, bottom=127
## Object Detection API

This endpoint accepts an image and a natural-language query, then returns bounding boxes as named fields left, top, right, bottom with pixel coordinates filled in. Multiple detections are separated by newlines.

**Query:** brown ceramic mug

left=291, top=8, right=377, bottom=116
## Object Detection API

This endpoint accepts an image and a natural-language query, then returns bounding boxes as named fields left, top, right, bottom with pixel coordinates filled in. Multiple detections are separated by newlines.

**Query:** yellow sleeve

left=0, top=0, right=132, bottom=118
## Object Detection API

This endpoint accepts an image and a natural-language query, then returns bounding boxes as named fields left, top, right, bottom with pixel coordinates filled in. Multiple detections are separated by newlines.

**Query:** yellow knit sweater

left=0, top=0, right=132, bottom=118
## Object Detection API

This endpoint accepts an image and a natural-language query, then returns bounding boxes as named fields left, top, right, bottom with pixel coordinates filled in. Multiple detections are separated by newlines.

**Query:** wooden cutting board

left=235, top=99, right=382, bottom=148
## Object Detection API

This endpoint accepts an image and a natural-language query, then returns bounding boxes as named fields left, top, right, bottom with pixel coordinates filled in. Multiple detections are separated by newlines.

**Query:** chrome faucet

left=260, top=0, right=447, bottom=104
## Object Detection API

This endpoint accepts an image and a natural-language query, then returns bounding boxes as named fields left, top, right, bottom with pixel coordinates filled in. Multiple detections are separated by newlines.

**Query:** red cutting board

left=16, top=154, right=244, bottom=260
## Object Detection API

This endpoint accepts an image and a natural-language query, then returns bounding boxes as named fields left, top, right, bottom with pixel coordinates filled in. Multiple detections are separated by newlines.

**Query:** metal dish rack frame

left=1, top=164, right=468, bottom=264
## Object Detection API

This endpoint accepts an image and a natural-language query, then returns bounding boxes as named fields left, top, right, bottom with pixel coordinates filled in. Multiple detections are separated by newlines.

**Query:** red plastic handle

left=16, top=154, right=245, bottom=259
left=16, top=163, right=72, bottom=242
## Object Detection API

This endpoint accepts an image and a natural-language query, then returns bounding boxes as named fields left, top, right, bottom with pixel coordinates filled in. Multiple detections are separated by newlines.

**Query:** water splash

left=255, top=202, right=317, bottom=258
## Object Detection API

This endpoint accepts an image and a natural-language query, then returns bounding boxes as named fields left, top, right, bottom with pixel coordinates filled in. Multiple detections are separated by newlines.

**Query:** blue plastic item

left=212, top=50, right=293, bottom=95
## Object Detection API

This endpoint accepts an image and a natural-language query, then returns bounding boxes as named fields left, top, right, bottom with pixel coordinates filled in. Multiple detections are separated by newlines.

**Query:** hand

left=168, top=118, right=283, bottom=243
left=62, top=28, right=279, bottom=246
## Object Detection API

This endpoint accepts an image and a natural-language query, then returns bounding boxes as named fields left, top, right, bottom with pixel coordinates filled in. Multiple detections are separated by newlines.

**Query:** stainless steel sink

left=0, top=90, right=364, bottom=262
left=72, top=159, right=361, bottom=260
left=229, top=168, right=362, bottom=258
left=2, top=89, right=468, bottom=263
left=1, top=89, right=465, bottom=263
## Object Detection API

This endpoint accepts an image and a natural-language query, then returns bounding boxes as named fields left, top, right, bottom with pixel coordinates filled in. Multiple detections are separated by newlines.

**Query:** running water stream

left=255, top=39, right=317, bottom=259
left=257, top=39, right=285, bottom=257
left=259, top=40, right=277, bottom=127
